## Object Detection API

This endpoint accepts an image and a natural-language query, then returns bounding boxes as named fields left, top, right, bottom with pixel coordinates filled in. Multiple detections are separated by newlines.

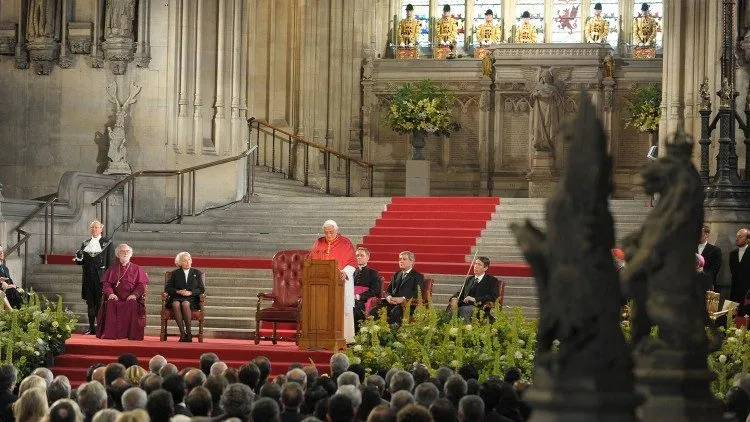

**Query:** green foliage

left=347, top=295, right=537, bottom=382
left=624, top=84, right=661, bottom=133
left=709, top=326, right=750, bottom=399
left=0, top=291, right=77, bottom=379
left=385, top=79, right=460, bottom=137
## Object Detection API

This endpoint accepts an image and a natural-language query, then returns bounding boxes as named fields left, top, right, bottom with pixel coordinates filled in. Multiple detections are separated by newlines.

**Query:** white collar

left=698, top=241, right=707, bottom=248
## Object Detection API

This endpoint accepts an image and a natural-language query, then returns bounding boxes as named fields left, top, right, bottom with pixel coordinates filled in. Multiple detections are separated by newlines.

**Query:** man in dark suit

left=369, top=251, right=424, bottom=325
left=448, top=256, right=500, bottom=322
left=730, top=228, right=750, bottom=317
left=698, top=224, right=722, bottom=289
left=166, top=252, right=205, bottom=342
left=0, top=364, right=17, bottom=422
left=353, top=247, right=382, bottom=332
left=74, top=219, right=113, bottom=334
left=0, top=246, right=22, bottom=310
left=279, top=382, right=305, bottom=422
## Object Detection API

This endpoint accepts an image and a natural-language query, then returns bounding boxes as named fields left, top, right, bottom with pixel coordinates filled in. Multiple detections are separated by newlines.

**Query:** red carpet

left=362, top=197, right=505, bottom=279
left=53, top=335, right=332, bottom=387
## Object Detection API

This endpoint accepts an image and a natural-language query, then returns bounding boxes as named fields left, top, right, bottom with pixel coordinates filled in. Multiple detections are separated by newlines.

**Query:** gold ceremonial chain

left=115, top=263, right=131, bottom=288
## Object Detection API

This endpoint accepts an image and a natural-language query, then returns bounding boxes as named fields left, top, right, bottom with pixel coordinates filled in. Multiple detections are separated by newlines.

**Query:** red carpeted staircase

left=362, top=197, right=501, bottom=278
left=53, top=335, right=332, bottom=387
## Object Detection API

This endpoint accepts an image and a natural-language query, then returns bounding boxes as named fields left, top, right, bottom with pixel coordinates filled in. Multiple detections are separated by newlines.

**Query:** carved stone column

left=26, top=0, right=59, bottom=75
left=101, top=0, right=137, bottom=74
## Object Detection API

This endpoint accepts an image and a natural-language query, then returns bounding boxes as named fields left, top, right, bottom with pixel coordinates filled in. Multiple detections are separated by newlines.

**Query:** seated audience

left=444, top=375, right=468, bottom=408
left=220, top=383, right=255, bottom=420
left=239, top=363, right=261, bottom=391
left=261, top=381, right=282, bottom=402
left=328, top=394, right=355, bottom=422
left=252, top=356, right=272, bottom=391
left=185, top=386, right=212, bottom=418
left=390, top=390, right=415, bottom=413
left=200, top=353, right=220, bottom=377
left=366, top=403, right=396, bottom=422
left=162, top=374, right=191, bottom=417
left=165, top=252, right=205, bottom=342
left=396, top=403, right=433, bottom=422
left=124, top=365, right=147, bottom=386
left=117, top=353, right=139, bottom=369
left=252, top=396, right=281, bottom=422
left=280, top=382, right=305, bottom=422
left=78, top=381, right=107, bottom=421
left=121, top=387, right=147, bottom=411
left=0, top=246, right=23, bottom=310
left=48, top=376, right=71, bottom=404
left=414, top=382, right=439, bottom=409
left=92, top=408, right=121, bottom=422
left=149, top=355, right=167, bottom=374
left=0, top=364, right=18, bottom=422
left=429, top=398, right=458, bottom=422
left=48, top=398, right=83, bottom=422
left=330, top=353, right=350, bottom=381
left=13, top=387, right=48, bottom=422
left=358, top=386, right=384, bottom=421
left=458, top=395, right=485, bottom=422
left=146, top=389, right=174, bottom=422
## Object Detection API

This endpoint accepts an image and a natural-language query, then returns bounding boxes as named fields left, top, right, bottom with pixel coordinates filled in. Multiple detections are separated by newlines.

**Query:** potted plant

left=386, top=79, right=460, bottom=160
left=624, top=84, right=661, bottom=137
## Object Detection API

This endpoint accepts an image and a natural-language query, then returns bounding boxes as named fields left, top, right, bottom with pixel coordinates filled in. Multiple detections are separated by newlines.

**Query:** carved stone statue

left=603, top=52, right=615, bottom=79
left=529, top=70, right=563, bottom=153
left=585, top=3, right=610, bottom=43
left=398, top=4, right=422, bottom=47
left=104, top=81, right=142, bottom=175
left=633, top=3, right=659, bottom=47
left=26, top=0, right=55, bottom=39
left=105, top=0, right=136, bottom=38
left=511, top=95, right=637, bottom=420
left=476, top=9, right=502, bottom=45
left=362, top=57, right=374, bottom=80
left=435, top=5, right=458, bottom=46
left=699, top=77, right=711, bottom=110
left=515, top=11, right=538, bottom=44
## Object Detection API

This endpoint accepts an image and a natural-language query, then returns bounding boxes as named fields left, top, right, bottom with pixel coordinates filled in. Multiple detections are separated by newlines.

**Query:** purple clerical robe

left=96, top=262, right=149, bottom=340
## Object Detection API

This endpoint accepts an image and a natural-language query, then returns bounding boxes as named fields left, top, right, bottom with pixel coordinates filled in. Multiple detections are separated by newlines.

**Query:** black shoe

left=84, top=328, right=96, bottom=335
left=185, top=334, right=193, bottom=343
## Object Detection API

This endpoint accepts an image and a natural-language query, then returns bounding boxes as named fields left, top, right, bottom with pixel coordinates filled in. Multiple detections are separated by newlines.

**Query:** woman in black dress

left=165, top=252, right=205, bottom=342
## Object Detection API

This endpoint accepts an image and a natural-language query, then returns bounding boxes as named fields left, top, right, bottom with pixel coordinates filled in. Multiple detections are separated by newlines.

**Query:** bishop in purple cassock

left=97, top=244, right=149, bottom=340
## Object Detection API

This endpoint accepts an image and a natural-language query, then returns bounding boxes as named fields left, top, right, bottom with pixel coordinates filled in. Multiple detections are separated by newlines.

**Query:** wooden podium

left=298, top=259, right=346, bottom=350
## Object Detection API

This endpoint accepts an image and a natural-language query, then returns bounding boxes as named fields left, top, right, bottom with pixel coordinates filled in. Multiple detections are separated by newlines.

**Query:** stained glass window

left=473, top=1, right=503, bottom=44
left=591, top=0, right=620, bottom=47
left=515, top=0, right=545, bottom=42
left=438, top=1, right=467, bottom=47
left=632, top=1, right=663, bottom=51
left=551, top=0, right=581, bottom=43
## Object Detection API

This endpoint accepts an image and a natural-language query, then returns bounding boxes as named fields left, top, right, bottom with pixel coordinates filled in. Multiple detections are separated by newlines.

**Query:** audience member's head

left=281, top=382, right=305, bottom=411
left=184, top=368, right=207, bottom=392
left=359, top=386, right=383, bottom=421
left=304, top=365, right=319, bottom=387
left=48, top=398, right=82, bottom=422
left=274, top=374, right=288, bottom=386
left=19, top=375, right=47, bottom=396
left=724, top=386, right=750, bottom=422
left=337, top=384, right=362, bottom=409
left=348, top=364, right=366, bottom=383
left=31, top=367, right=53, bottom=387
left=260, top=380, right=282, bottom=402
left=108, top=378, right=131, bottom=411
left=328, top=393, right=355, bottom=422
left=397, top=403, right=434, bottom=422
left=77, top=381, right=108, bottom=416
left=444, top=375, right=468, bottom=406
left=239, top=363, right=261, bottom=390
left=139, top=374, right=162, bottom=395
left=385, top=368, right=399, bottom=390
left=412, top=364, right=430, bottom=386
left=91, top=408, right=120, bottom=422
left=330, top=353, right=350, bottom=380
left=338, top=371, right=361, bottom=388
left=458, top=395, right=484, bottom=422
left=121, top=387, right=147, bottom=411
left=0, top=364, right=18, bottom=391
left=287, top=367, right=307, bottom=388
left=478, top=379, right=502, bottom=412
left=146, top=389, right=174, bottom=422
left=159, top=363, right=179, bottom=378
left=91, top=367, right=106, bottom=386
left=252, top=396, right=281, bottom=422
left=224, top=367, right=239, bottom=384
left=314, top=397, right=330, bottom=421
left=317, top=375, right=338, bottom=397
left=390, top=390, right=415, bottom=413
left=288, top=362, right=305, bottom=371
left=14, top=387, right=49, bottom=422
left=221, top=383, right=255, bottom=419
left=252, top=356, right=272, bottom=385
left=497, top=381, right=522, bottom=420
left=148, top=355, right=167, bottom=374
left=104, top=363, right=126, bottom=387
left=302, top=386, right=329, bottom=415
left=367, top=404, right=396, bottom=422
left=204, top=374, right=229, bottom=406
left=124, top=365, right=147, bottom=385
left=390, top=371, right=415, bottom=394
left=185, top=385, right=212, bottom=417
left=199, top=353, right=220, bottom=377
left=457, top=365, right=478, bottom=382
left=429, top=398, right=458, bottom=422
left=161, top=373, right=187, bottom=405
left=85, top=364, right=103, bottom=383
left=114, top=409, right=149, bottom=422
left=734, top=372, right=750, bottom=397
left=48, top=375, right=72, bottom=403
left=503, top=367, right=521, bottom=385
left=414, top=382, right=439, bottom=408
left=466, top=379, right=480, bottom=396
left=210, top=361, right=228, bottom=377
left=435, top=368, right=453, bottom=387
left=117, top=353, right=139, bottom=369
left=366, top=375, right=387, bottom=397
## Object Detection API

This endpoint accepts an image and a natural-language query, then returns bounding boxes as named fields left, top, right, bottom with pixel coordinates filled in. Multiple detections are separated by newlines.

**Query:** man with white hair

left=149, top=355, right=167, bottom=374
left=310, top=220, right=357, bottom=343
left=74, top=219, right=112, bottom=334
left=210, top=361, right=228, bottom=377
left=97, top=244, right=149, bottom=340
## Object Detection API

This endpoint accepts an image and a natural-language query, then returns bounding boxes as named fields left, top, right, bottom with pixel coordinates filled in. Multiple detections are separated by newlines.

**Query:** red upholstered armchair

left=254, top=250, right=308, bottom=345
left=160, top=271, right=206, bottom=343
left=363, top=276, right=386, bottom=315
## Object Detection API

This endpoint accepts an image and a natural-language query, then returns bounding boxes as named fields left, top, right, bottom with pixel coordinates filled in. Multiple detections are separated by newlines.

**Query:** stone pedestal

left=26, top=38, right=60, bottom=75
left=104, top=161, right=132, bottom=175
left=405, top=160, right=430, bottom=196
left=101, top=37, right=135, bottom=75
left=527, top=151, right=557, bottom=198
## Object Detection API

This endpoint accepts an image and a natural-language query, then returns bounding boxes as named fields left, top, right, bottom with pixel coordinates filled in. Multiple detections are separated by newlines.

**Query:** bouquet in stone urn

left=624, top=84, right=661, bottom=133
left=386, top=79, right=460, bottom=159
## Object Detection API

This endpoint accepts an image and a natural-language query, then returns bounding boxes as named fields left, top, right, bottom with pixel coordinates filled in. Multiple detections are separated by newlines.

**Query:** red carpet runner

left=362, top=197, right=504, bottom=278
left=54, top=335, right=332, bottom=387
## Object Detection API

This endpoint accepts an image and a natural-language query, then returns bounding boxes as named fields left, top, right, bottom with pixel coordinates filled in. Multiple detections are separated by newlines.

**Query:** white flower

left=518, top=339, right=525, bottom=346
left=360, top=326, right=368, bottom=333
left=500, top=354, right=507, bottom=361
left=529, top=354, right=535, bottom=361
left=34, top=351, right=40, bottom=356
left=37, top=338, right=44, bottom=344
left=514, top=351, right=523, bottom=359
left=728, top=337, right=737, bottom=343
left=351, top=357, right=361, bottom=364
left=371, top=325, right=381, bottom=332
left=392, top=342, right=404, bottom=349
left=719, top=354, right=727, bottom=364
left=422, top=326, right=431, bottom=331
left=353, top=345, right=363, bottom=352
left=52, top=321, right=59, bottom=328
left=735, top=328, right=743, bottom=336
left=464, top=324, right=472, bottom=331
left=552, top=339, right=561, bottom=347
left=450, top=360, right=460, bottom=368
left=449, top=327, right=459, bottom=336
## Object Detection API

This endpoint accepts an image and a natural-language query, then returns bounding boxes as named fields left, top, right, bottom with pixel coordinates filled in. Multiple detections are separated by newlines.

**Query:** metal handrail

left=91, top=145, right=258, bottom=234
left=5, top=196, right=57, bottom=283
left=249, top=118, right=374, bottom=196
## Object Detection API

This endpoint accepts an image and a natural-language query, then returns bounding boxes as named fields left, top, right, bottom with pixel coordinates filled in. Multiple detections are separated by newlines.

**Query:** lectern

left=298, top=259, right=346, bottom=350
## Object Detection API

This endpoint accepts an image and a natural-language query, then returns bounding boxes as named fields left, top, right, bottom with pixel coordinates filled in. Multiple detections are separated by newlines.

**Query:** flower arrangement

left=624, top=84, right=661, bottom=133
left=348, top=293, right=537, bottom=382
left=709, top=325, right=750, bottom=399
left=385, top=79, right=460, bottom=137
left=0, top=292, right=77, bottom=379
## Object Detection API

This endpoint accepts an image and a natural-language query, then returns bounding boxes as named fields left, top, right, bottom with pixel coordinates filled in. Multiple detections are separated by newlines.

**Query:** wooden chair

left=362, top=276, right=386, bottom=315
left=482, top=278, right=507, bottom=312
left=160, top=271, right=206, bottom=343
left=377, top=277, right=434, bottom=322
left=734, top=297, right=750, bottom=328
left=254, top=250, right=307, bottom=345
